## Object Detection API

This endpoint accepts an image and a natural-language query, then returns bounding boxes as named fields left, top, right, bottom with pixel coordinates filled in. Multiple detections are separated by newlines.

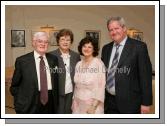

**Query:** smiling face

left=108, top=21, right=127, bottom=43
left=58, top=35, right=71, bottom=51
left=32, top=32, right=49, bottom=56
left=82, top=42, right=94, bottom=58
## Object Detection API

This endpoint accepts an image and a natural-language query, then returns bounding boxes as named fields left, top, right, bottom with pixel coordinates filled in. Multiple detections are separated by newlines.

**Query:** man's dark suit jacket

left=10, top=52, right=59, bottom=114
left=101, top=37, right=152, bottom=113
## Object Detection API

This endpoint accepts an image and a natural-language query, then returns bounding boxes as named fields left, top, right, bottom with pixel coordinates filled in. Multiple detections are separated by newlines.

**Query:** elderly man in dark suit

left=50, top=29, right=80, bottom=114
left=10, top=32, right=59, bottom=114
left=101, top=17, right=152, bottom=114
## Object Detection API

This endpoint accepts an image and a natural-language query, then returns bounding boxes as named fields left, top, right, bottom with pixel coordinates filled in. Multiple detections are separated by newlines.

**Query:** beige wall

left=5, top=5, right=155, bottom=70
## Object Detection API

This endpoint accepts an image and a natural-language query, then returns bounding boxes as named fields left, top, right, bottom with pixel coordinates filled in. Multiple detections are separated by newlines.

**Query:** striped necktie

left=106, top=44, right=120, bottom=92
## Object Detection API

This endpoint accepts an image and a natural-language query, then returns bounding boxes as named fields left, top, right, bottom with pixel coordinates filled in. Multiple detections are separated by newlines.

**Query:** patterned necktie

left=106, top=44, right=120, bottom=91
left=39, top=56, right=48, bottom=105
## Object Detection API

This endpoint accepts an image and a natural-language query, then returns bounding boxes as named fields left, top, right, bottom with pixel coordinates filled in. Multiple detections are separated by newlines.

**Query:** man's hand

left=141, top=105, right=151, bottom=114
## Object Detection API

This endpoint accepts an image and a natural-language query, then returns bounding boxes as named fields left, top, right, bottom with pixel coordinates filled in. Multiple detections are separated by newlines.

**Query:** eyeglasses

left=59, top=38, right=71, bottom=42
left=35, top=39, right=49, bottom=44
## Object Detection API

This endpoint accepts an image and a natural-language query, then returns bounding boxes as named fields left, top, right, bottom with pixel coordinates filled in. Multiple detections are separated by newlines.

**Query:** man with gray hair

left=101, top=17, right=152, bottom=114
left=10, top=32, right=59, bottom=114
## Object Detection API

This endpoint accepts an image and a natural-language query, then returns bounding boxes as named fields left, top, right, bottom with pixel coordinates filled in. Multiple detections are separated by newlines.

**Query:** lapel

left=69, top=50, right=76, bottom=82
left=106, top=42, right=114, bottom=68
left=69, top=50, right=73, bottom=67
left=46, top=53, right=55, bottom=88
left=57, top=49, right=66, bottom=71
left=117, top=37, right=132, bottom=67
left=46, top=53, right=54, bottom=68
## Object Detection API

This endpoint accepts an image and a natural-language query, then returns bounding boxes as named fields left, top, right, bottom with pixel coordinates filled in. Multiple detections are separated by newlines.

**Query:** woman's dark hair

left=78, top=36, right=99, bottom=57
left=56, top=29, right=74, bottom=44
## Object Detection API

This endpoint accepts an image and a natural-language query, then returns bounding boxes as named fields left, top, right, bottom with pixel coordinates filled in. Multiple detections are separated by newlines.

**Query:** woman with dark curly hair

left=72, top=36, right=106, bottom=114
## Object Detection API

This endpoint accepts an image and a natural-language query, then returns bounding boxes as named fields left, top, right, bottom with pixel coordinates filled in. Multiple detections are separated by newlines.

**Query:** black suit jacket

left=101, top=37, right=152, bottom=113
left=10, top=52, right=59, bottom=114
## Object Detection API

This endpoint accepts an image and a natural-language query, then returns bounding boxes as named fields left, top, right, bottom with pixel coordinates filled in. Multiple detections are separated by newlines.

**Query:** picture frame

left=85, top=30, right=101, bottom=48
left=49, top=30, right=59, bottom=46
left=11, top=30, right=25, bottom=47
left=132, top=32, right=143, bottom=41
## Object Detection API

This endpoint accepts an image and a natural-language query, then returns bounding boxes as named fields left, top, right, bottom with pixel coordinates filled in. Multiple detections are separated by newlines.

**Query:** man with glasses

left=10, top=32, right=59, bottom=114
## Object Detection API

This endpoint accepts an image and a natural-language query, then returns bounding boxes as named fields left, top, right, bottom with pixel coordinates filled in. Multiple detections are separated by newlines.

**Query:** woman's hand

left=87, top=105, right=96, bottom=114
left=86, top=99, right=101, bottom=114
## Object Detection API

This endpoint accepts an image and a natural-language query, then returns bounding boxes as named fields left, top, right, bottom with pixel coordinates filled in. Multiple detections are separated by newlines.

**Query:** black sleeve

left=101, top=45, right=105, bottom=62
left=10, top=58, right=22, bottom=97
left=137, top=43, right=152, bottom=105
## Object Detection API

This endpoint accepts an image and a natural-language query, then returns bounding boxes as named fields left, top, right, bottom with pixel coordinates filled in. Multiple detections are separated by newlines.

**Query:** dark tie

left=106, top=44, right=120, bottom=92
left=39, top=56, right=48, bottom=105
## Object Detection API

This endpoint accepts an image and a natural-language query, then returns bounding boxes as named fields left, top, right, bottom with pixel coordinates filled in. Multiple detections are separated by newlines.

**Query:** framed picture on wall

left=85, top=30, right=100, bottom=48
left=132, top=32, right=143, bottom=41
left=11, top=30, right=25, bottom=47
left=49, top=30, right=59, bottom=46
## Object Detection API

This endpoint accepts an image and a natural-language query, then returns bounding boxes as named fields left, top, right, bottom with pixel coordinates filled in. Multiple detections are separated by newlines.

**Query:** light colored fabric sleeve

left=93, top=60, right=106, bottom=103
left=73, top=61, right=80, bottom=99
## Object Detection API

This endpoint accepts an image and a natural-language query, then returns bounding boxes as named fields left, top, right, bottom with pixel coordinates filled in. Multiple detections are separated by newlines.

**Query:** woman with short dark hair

left=50, top=29, right=80, bottom=114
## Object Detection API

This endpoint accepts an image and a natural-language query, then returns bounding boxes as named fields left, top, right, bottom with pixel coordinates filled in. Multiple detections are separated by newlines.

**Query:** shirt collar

left=61, top=53, right=70, bottom=59
left=114, top=36, right=127, bottom=47
left=34, top=50, right=46, bottom=60
left=59, top=49, right=71, bottom=59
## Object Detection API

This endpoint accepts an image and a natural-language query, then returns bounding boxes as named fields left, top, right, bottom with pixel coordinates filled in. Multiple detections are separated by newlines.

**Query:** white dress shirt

left=34, top=51, right=52, bottom=91
left=61, top=53, right=73, bottom=94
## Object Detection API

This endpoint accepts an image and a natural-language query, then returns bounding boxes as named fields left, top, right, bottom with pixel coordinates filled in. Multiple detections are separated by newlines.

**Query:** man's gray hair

left=33, top=32, right=49, bottom=41
left=107, top=16, right=126, bottom=30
